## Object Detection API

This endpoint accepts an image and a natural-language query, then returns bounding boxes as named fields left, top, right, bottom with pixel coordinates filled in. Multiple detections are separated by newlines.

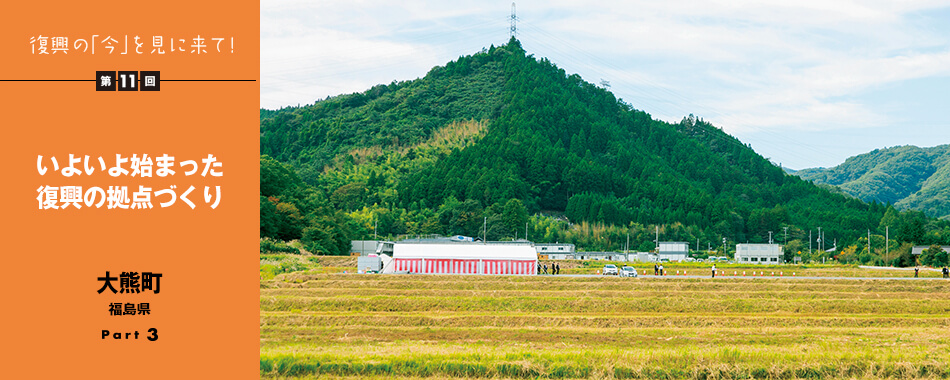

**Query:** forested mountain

left=260, top=38, right=950, bottom=264
left=795, top=145, right=950, bottom=219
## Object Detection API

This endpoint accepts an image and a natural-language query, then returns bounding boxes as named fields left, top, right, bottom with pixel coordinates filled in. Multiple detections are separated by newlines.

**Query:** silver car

left=620, top=266, right=638, bottom=277
left=603, top=264, right=619, bottom=275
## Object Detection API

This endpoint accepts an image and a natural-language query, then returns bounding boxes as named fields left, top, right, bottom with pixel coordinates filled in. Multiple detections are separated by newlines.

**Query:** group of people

left=538, top=262, right=949, bottom=278
left=653, top=263, right=720, bottom=277
left=915, top=266, right=950, bottom=278
left=539, top=263, right=560, bottom=275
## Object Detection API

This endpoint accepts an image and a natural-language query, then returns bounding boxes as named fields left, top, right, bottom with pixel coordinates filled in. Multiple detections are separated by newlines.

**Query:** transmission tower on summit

left=510, top=2, right=518, bottom=38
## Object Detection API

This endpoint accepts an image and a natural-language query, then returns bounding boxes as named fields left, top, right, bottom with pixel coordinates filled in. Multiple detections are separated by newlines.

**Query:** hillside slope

left=260, top=39, right=949, bottom=256
left=796, top=145, right=950, bottom=219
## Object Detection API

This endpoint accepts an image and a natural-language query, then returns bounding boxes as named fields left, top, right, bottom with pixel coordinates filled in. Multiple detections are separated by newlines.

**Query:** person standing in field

left=659, top=264, right=664, bottom=276
left=654, top=264, right=658, bottom=276
left=555, top=263, right=560, bottom=275
left=711, top=264, right=716, bottom=278
left=943, top=267, right=948, bottom=278
left=914, top=267, right=919, bottom=278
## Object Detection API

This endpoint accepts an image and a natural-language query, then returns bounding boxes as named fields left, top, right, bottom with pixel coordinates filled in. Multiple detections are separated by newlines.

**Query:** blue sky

left=261, top=0, right=950, bottom=169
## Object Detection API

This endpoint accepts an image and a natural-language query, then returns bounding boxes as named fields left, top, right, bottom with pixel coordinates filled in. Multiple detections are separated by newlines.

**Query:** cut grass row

left=260, top=355, right=950, bottom=380
left=261, top=343, right=950, bottom=379
left=261, top=325, right=948, bottom=352
left=261, top=311, right=950, bottom=329
left=274, top=272, right=950, bottom=291
left=262, top=286, right=950, bottom=301
left=262, top=294, right=950, bottom=315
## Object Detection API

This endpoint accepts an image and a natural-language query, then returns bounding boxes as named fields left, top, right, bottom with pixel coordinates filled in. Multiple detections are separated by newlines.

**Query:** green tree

left=784, top=239, right=803, bottom=263
left=260, top=155, right=301, bottom=198
left=836, top=245, right=858, bottom=264
left=260, top=196, right=279, bottom=238
left=920, top=245, right=947, bottom=267
left=301, top=226, right=333, bottom=254
left=897, top=211, right=926, bottom=244
left=890, top=243, right=917, bottom=268
left=330, top=183, right=367, bottom=211
left=502, top=198, right=529, bottom=238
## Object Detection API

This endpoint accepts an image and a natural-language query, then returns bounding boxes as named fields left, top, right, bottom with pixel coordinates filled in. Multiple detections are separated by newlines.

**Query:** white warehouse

left=386, top=241, right=538, bottom=275
left=657, top=242, right=689, bottom=262
left=735, top=244, right=783, bottom=264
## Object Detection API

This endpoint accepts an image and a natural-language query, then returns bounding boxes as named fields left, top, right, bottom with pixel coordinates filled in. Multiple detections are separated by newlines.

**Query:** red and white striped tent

left=388, top=242, right=537, bottom=275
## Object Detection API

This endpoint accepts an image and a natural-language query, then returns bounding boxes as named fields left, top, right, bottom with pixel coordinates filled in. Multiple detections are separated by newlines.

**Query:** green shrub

left=260, top=238, right=300, bottom=254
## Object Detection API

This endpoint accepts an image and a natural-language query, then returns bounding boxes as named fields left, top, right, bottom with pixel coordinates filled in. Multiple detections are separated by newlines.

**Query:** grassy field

left=259, top=254, right=947, bottom=278
left=260, top=258, right=950, bottom=379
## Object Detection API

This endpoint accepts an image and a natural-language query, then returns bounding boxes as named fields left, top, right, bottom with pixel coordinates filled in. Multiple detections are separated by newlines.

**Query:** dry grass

left=344, top=119, right=488, bottom=165
left=261, top=272, right=950, bottom=379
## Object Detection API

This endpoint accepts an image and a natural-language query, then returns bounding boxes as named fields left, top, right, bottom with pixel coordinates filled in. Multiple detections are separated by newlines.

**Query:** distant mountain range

left=793, top=145, right=950, bottom=219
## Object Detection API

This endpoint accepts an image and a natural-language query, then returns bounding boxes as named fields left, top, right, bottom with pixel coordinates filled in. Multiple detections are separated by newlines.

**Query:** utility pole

left=525, top=222, right=528, bottom=241
left=374, top=219, right=378, bottom=240
left=783, top=226, right=788, bottom=246
left=886, top=226, right=889, bottom=263
left=868, top=229, right=871, bottom=256
left=483, top=216, right=487, bottom=242
left=817, top=227, right=822, bottom=253
left=722, top=237, right=727, bottom=256
left=655, top=225, right=660, bottom=250
left=809, top=230, right=812, bottom=255
left=768, top=231, right=773, bottom=245
left=626, top=232, right=630, bottom=254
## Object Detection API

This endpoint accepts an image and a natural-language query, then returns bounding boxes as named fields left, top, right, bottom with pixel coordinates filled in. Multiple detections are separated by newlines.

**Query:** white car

left=602, top=264, right=618, bottom=275
left=619, top=266, right=638, bottom=277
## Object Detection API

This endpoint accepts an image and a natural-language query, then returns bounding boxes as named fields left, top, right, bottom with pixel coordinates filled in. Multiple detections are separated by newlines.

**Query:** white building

left=535, top=243, right=575, bottom=260
left=657, top=242, right=689, bottom=262
left=573, top=252, right=626, bottom=261
left=386, top=241, right=537, bottom=275
left=350, top=240, right=394, bottom=256
left=735, top=244, right=783, bottom=264
left=630, top=252, right=659, bottom=262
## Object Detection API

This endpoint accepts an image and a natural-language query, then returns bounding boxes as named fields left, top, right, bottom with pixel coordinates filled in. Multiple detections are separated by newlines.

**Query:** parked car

left=619, top=266, right=638, bottom=277
left=602, top=264, right=618, bottom=275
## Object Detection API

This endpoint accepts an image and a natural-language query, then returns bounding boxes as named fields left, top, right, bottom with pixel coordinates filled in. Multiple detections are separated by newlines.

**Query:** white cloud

left=260, top=1, right=950, bottom=166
